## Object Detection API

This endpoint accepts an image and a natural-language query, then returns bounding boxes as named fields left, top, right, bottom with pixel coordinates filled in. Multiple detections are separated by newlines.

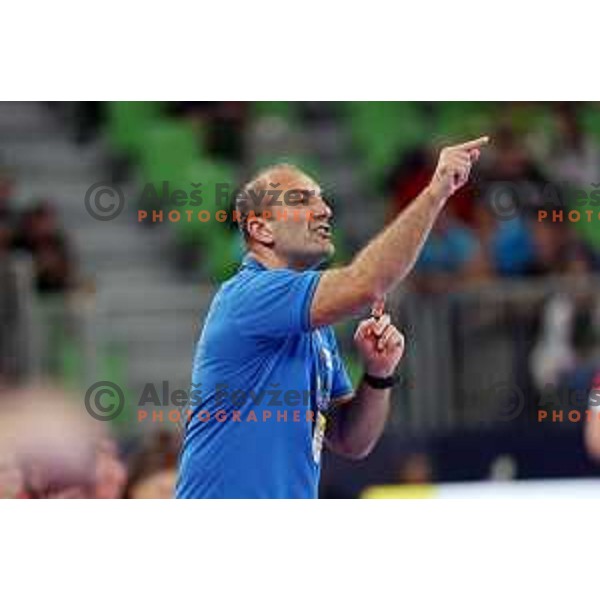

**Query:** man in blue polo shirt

left=176, top=136, right=488, bottom=498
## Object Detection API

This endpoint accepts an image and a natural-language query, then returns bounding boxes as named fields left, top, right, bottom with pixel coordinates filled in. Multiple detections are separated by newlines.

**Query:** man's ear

left=247, top=216, right=275, bottom=246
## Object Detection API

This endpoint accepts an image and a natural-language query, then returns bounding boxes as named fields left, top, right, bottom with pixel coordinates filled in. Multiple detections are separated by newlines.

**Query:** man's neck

left=248, top=248, right=311, bottom=271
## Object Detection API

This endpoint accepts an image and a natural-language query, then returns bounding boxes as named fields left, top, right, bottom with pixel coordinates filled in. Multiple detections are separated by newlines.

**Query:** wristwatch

left=363, top=372, right=399, bottom=390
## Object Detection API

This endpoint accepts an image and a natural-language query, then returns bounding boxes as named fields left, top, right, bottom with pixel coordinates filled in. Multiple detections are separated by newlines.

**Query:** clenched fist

left=428, top=136, right=489, bottom=201
left=354, top=300, right=405, bottom=378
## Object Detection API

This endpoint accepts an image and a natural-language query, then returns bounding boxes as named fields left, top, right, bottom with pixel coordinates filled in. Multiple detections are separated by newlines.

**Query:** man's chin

left=288, top=243, right=335, bottom=270
left=310, top=243, right=335, bottom=268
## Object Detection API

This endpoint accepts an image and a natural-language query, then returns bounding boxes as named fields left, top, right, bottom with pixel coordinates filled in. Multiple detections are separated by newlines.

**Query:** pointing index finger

left=453, top=136, right=490, bottom=151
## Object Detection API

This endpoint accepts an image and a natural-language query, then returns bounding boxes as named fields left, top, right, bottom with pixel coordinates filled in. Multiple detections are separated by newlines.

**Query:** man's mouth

left=314, top=223, right=332, bottom=239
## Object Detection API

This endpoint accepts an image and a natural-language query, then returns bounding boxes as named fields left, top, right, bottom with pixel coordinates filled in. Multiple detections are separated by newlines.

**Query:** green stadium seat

left=97, top=345, right=136, bottom=434
left=207, top=228, right=244, bottom=283
left=582, top=104, right=600, bottom=142
left=568, top=191, right=600, bottom=251
left=57, top=334, right=134, bottom=435
left=347, top=102, right=428, bottom=186
left=166, top=158, right=241, bottom=279
left=435, top=102, right=494, bottom=143
left=58, top=335, right=85, bottom=389
left=252, top=101, right=298, bottom=124
left=139, top=119, right=203, bottom=189
left=170, top=158, right=236, bottom=243
left=105, top=101, right=165, bottom=160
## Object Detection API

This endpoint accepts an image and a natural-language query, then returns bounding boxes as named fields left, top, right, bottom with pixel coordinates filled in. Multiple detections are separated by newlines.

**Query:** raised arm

left=310, top=137, right=489, bottom=327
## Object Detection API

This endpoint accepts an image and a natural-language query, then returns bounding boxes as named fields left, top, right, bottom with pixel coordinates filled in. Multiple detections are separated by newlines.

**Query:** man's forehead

left=269, top=169, right=320, bottom=197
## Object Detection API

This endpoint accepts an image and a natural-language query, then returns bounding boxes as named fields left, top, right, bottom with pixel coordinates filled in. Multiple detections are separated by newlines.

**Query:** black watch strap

left=363, top=372, right=399, bottom=389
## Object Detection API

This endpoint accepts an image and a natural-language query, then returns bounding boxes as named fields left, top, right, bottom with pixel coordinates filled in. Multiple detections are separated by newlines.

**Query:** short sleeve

left=233, top=268, right=321, bottom=338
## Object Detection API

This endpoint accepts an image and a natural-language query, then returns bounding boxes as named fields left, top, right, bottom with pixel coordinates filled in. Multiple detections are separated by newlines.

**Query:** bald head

left=243, top=163, right=314, bottom=198
left=236, top=163, right=318, bottom=237
left=236, top=163, right=334, bottom=270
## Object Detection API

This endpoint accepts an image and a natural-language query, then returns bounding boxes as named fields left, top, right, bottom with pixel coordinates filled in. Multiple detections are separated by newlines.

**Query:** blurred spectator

left=169, top=101, right=247, bottom=163
left=473, top=205, right=591, bottom=279
left=15, top=201, right=62, bottom=252
left=94, top=437, right=128, bottom=499
left=125, top=430, right=179, bottom=499
left=386, top=147, right=477, bottom=226
left=410, top=210, right=490, bottom=293
left=0, top=385, right=127, bottom=499
left=531, top=292, right=600, bottom=393
left=0, top=453, right=25, bottom=499
left=530, top=295, right=578, bottom=390
left=476, top=214, right=534, bottom=277
left=384, top=125, right=594, bottom=290
left=0, top=217, right=14, bottom=253
left=33, top=236, right=75, bottom=294
left=0, top=223, right=19, bottom=383
left=0, top=171, right=16, bottom=225
left=72, top=102, right=102, bottom=146
left=14, top=201, right=76, bottom=294
left=386, top=147, right=491, bottom=292
left=473, top=126, right=591, bottom=278
left=527, top=215, right=590, bottom=276
left=0, top=385, right=100, bottom=497
left=478, top=124, right=546, bottom=195
left=548, top=103, right=600, bottom=187
left=23, top=436, right=127, bottom=499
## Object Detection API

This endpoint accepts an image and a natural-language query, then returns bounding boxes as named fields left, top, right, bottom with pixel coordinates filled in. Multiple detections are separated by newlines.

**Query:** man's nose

left=314, top=198, right=333, bottom=220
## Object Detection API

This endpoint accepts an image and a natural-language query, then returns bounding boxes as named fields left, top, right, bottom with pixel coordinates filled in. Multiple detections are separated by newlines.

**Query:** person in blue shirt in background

left=176, top=136, right=488, bottom=498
